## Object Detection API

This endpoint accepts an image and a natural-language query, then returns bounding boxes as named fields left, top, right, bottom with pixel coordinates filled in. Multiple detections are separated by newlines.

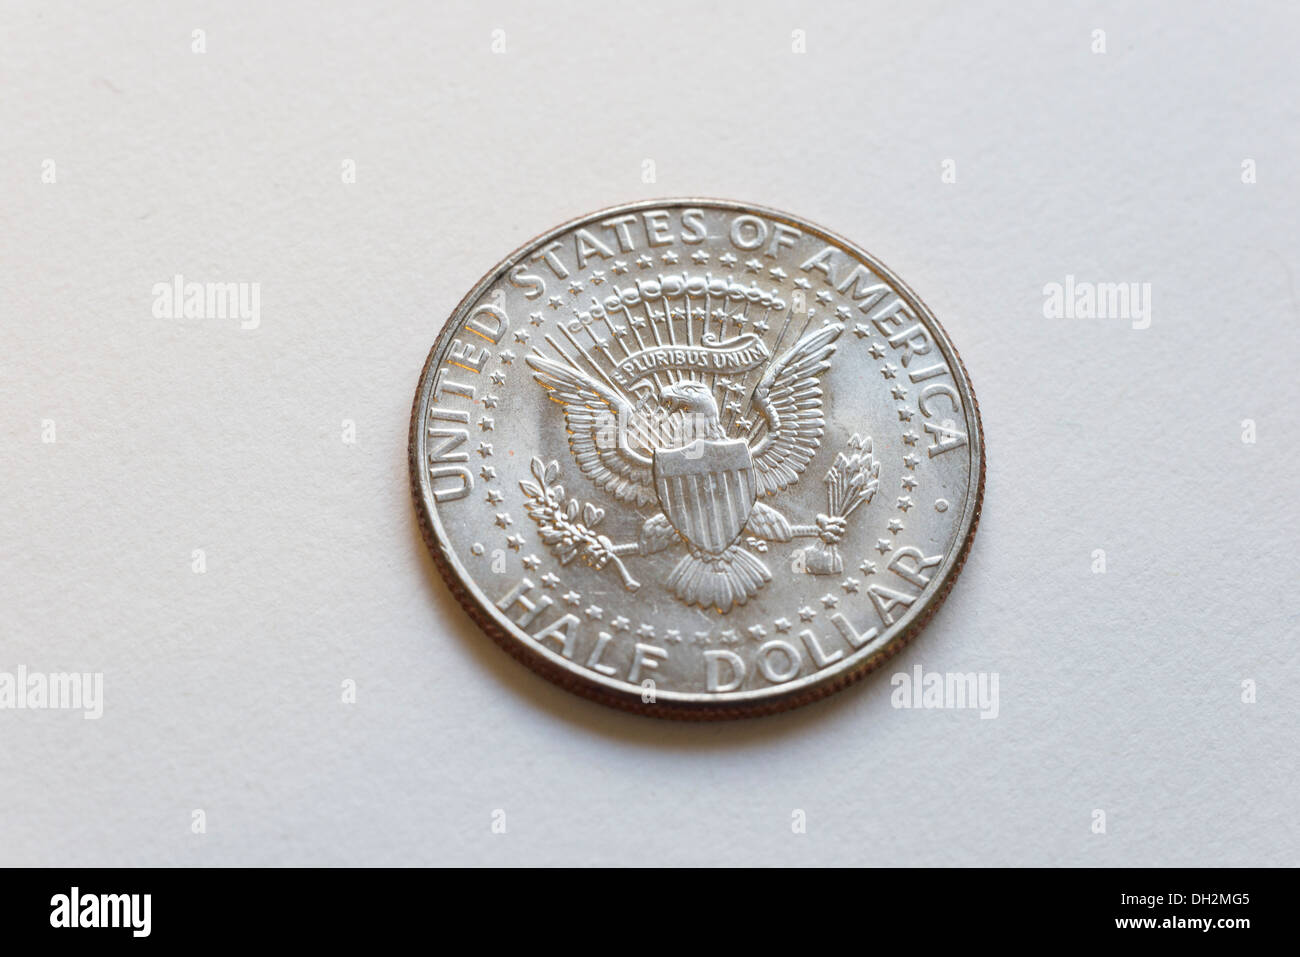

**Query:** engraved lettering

left=867, top=583, right=915, bottom=626
left=628, top=643, right=668, bottom=682
left=829, top=614, right=879, bottom=650
left=800, top=628, right=844, bottom=666
left=496, top=578, right=554, bottom=629
left=586, top=632, right=618, bottom=675
left=704, top=650, right=745, bottom=692
left=729, top=214, right=767, bottom=250
left=757, top=639, right=802, bottom=683
left=889, top=547, right=944, bottom=589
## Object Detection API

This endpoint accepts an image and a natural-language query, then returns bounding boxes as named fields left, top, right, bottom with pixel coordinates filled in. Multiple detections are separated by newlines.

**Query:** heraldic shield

left=653, top=438, right=757, bottom=554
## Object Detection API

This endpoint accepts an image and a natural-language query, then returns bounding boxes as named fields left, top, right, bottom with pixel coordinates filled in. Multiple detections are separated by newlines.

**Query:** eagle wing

left=748, top=323, right=843, bottom=497
left=526, top=353, right=658, bottom=507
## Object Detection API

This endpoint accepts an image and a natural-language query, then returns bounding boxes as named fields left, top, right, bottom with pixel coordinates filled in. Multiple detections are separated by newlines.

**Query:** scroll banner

left=610, top=333, right=771, bottom=388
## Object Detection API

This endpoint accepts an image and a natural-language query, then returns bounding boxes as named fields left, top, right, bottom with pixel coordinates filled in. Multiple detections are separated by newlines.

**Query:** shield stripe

left=702, top=475, right=719, bottom=551
left=685, top=475, right=702, bottom=545
left=708, top=476, right=726, bottom=550
left=681, top=474, right=699, bottom=544
left=653, top=438, right=758, bottom=554
left=682, top=474, right=702, bottom=545
left=689, top=474, right=712, bottom=550
left=720, top=470, right=737, bottom=543
left=676, top=473, right=696, bottom=540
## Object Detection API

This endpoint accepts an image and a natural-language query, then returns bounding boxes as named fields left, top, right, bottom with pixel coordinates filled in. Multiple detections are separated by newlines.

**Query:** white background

left=2, top=0, right=1296, bottom=866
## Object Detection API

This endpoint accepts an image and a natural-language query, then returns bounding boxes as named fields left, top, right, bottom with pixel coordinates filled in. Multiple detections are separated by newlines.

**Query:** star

left=773, top=617, right=793, bottom=633
left=798, top=605, right=816, bottom=622
left=480, top=466, right=497, bottom=481
left=664, top=628, right=682, bottom=642
left=769, top=266, right=787, bottom=281
left=733, top=417, right=753, bottom=431
left=747, top=624, right=768, bottom=639
left=612, top=615, right=631, bottom=631
left=477, top=442, right=493, bottom=457
left=859, top=559, right=877, bottom=575
left=853, top=323, right=873, bottom=339
left=635, top=255, right=653, bottom=269
left=836, top=305, right=851, bottom=319
left=902, top=430, right=919, bottom=446
left=897, top=496, right=914, bottom=512
left=485, top=489, right=503, bottom=504
left=841, top=577, right=861, bottom=594
left=820, top=593, right=839, bottom=608
left=876, top=539, right=892, bottom=554
left=868, top=342, right=886, bottom=359
left=567, top=281, right=584, bottom=296
left=816, top=290, right=833, bottom=304
left=743, top=258, right=762, bottom=272
left=489, top=371, right=506, bottom=386
left=903, top=454, right=920, bottom=469
left=751, top=318, right=769, bottom=333
left=691, top=250, right=710, bottom=264
left=718, top=252, right=738, bottom=266
left=881, top=363, right=898, bottom=379
left=479, top=417, right=495, bottom=431
left=540, top=572, right=561, bottom=588
left=901, top=475, right=919, bottom=491
left=888, top=519, right=904, bottom=533
left=719, top=629, right=740, bottom=644
left=724, top=401, right=742, bottom=416
left=584, top=605, right=603, bottom=619
left=637, top=623, right=655, bottom=637
left=611, top=260, right=629, bottom=274
left=693, top=631, right=711, bottom=645
left=529, top=312, right=545, bottom=326
left=506, top=534, right=525, bottom=550
left=481, top=394, right=499, bottom=408
left=521, top=554, right=541, bottom=570
left=547, top=296, right=562, bottom=310
left=589, top=270, right=605, bottom=285
left=891, top=385, right=908, bottom=400
left=561, top=590, right=582, bottom=606
left=494, top=512, right=512, bottom=528
left=660, top=250, right=679, bottom=265
left=897, top=407, right=913, bottom=421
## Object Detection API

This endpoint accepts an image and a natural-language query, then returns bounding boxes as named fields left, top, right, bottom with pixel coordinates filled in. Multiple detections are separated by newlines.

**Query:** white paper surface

left=1, top=0, right=1296, bottom=866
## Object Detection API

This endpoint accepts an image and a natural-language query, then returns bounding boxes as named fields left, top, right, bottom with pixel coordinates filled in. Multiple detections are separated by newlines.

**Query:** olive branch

left=519, top=457, right=641, bottom=591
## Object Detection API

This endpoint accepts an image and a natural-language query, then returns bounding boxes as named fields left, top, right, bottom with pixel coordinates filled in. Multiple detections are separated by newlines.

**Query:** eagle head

left=659, top=380, right=719, bottom=418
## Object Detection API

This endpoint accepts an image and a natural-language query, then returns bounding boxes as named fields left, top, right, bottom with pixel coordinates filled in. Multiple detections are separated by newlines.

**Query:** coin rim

left=409, top=198, right=985, bottom=720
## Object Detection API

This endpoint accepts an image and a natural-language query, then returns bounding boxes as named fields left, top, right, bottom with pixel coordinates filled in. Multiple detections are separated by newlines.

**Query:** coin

left=409, top=200, right=983, bottom=719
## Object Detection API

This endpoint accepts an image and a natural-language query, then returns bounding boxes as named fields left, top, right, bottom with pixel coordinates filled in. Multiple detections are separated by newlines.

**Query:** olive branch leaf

left=519, top=457, right=641, bottom=591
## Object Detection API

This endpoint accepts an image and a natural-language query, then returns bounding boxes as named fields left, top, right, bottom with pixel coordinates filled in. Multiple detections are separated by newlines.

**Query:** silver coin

left=410, top=200, right=984, bottom=719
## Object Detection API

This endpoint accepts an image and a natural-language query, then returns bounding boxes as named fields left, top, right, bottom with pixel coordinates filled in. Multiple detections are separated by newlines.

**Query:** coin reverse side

left=410, top=200, right=983, bottom=719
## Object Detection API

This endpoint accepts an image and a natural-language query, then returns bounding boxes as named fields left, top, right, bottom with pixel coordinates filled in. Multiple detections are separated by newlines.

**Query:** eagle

left=526, top=323, right=843, bottom=611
